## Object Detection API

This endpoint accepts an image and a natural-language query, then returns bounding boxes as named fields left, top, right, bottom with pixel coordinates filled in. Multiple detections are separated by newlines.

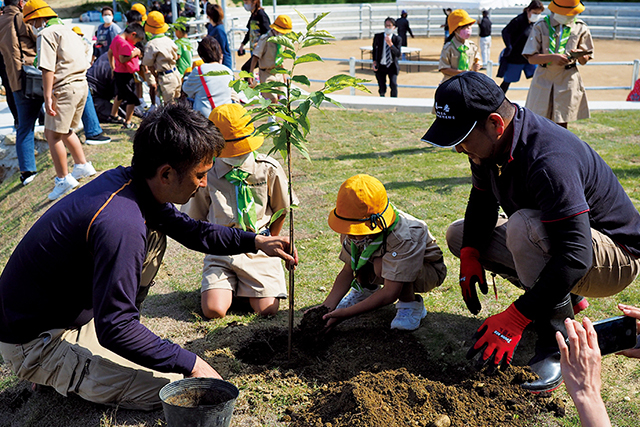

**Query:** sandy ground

left=291, top=36, right=639, bottom=101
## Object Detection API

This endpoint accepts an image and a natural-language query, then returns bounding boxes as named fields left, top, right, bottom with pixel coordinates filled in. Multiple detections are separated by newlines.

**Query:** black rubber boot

left=521, top=295, right=574, bottom=393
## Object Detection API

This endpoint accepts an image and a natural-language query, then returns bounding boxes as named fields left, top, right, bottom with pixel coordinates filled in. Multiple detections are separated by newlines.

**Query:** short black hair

left=125, top=9, right=142, bottom=24
left=384, top=17, right=396, bottom=26
left=132, top=101, right=224, bottom=179
left=5, top=0, right=20, bottom=7
left=198, top=36, right=222, bottom=63
left=124, top=22, right=145, bottom=39
left=101, top=6, right=114, bottom=14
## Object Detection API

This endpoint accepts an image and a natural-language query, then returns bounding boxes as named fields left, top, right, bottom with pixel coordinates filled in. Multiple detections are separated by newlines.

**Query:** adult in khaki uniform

left=23, top=0, right=96, bottom=200
left=318, top=175, right=447, bottom=331
left=0, top=0, right=41, bottom=185
left=522, top=0, right=593, bottom=127
left=142, top=11, right=181, bottom=105
left=422, top=72, right=640, bottom=393
left=0, top=103, right=298, bottom=410
left=182, top=103, right=297, bottom=318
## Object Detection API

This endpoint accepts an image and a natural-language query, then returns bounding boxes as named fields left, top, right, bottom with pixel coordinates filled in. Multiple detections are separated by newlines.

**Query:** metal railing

left=305, top=57, right=640, bottom=96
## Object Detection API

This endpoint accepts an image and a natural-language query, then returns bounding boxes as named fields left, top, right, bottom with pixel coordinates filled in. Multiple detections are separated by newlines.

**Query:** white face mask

left=528, top=13, right=541, bottom=23
left=103, top=15, right=113, bottom=24
left=243, top=2, right=252, bottom=11
left=553, top=13, right=574, bottom=25
left=384, top=27, right=393, bottom=36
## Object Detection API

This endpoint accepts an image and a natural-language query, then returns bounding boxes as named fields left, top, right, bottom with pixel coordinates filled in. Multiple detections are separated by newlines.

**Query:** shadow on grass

left=611, top=166, right=640, bottom=180
left=385, top=176, right=472, bottom=193
left=315, top=145, right=436, bottom=161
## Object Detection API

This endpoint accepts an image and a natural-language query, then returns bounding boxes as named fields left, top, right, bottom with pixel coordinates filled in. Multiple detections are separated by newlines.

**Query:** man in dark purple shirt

left=422, top=72, right=640, bottom=393
left=0, top=102, right=297, bottom=410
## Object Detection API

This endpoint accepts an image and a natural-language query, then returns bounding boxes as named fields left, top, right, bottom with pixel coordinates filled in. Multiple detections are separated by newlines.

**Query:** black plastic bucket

left=160, top=378, right=239, bottom=427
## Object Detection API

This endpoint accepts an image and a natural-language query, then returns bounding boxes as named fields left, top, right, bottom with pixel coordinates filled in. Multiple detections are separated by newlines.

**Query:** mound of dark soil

left=289, top=368, right=564, bottom=427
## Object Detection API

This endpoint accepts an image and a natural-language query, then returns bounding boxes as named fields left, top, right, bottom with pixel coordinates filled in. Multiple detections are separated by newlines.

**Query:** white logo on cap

left=435, top=102, right=455, bottom=120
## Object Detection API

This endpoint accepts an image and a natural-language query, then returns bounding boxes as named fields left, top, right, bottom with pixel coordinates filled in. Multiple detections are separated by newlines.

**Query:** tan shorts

left=158, top=72, right=181, bottom=105
left=202, top=251, right=287, bottom=298
left=258, top=69, right=284, bottom=102
left=0, top=319, right=182, bottom=411
left=45, top=80, right=88, bottom=134
left=362, top=257, right=447, bottom=294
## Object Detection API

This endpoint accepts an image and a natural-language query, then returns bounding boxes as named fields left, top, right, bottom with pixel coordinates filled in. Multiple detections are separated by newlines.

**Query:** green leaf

left=294, top=53, right=323, bottom=66
left=295, top=9, right=309, bottom=25
left=201, top=70, right=233, bottom=77
left=309, top=91, right=325, bottom=107
left=280, top=49, right=296, bottom=60
left=297, top=99, right=311, bottom=118
left=268, top=35, right=295, bottom=51
left=243, top=88, right=260, bottom=100
left=282, top=121, right=306, bottom=143
left=306, top=12, right=330, bottom=31
left=324, top=95, right=343, bottom=108
left=271, top=67, right=290, bottom=75
left=306, top=29, right=334, bottom=39
left=301, top=38, right=332, bottom=49
left=291, top=75, right=311, bottom=86
left=274, top=112, right=297, bottom=124
left=230, top=79, right=249, bottom=92
left=268, top=208, right=286, bottom=227
left=238, top=70, right=254, bottom=79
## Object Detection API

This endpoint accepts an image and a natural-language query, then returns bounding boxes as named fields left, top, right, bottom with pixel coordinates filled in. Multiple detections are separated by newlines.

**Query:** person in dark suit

left=372, top=17, right=401, bottom=97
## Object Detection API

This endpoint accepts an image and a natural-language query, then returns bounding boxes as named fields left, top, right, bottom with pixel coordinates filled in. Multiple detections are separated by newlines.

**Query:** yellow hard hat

left=145, top=10, right=169, bottom=35
left=270, top=15, right=292, bottom=34
left=548, top=0, right=585, bottom=16
left=131, top=3, right=147, bottom=21
left=209, top=104, right=264, bottom=158
left=22, top=0, right=57, bottom=23
left=72, top=26, right=84, bottom=36
left=447, top=9, right=476, bottom=34
left=328, top=174, right=396, bottom=236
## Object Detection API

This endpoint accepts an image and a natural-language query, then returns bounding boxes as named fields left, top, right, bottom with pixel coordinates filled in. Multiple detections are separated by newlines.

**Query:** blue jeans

left=13, top=90, right=43, bottom=173
left=81, top=88, right=103, bottom=138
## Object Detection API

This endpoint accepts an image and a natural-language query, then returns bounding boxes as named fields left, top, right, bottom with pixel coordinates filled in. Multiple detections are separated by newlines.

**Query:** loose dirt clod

left=164, top=389, right=233, bottom=408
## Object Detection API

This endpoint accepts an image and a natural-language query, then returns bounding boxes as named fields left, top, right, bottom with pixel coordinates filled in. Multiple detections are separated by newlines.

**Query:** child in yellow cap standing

left=249, top=14, right=292, bottom=103
left=318, top=175, right=447, bottom=331
left=23, top=0, right=96, bottom=200
left=522, top=0, right=593, bottom=128
left=181, top=103, right=297, bottom=319
left=142, top=11, right=180, bottom=105
left=438, top=9, right=482, bottom=82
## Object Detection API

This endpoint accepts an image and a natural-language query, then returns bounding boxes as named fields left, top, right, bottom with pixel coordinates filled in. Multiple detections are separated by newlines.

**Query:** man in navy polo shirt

left=0, top=103, right=298, bottom=410
left=422, top=72, right=640, bottom=393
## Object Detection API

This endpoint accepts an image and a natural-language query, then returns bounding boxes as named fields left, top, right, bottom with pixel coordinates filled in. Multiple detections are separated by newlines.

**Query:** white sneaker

left=336, top=286, right=380, bottom=310
left=48, top=174, right=79, bottom=201
left=390, top=295, right=427, bottom=331
left=71, top=162, right=97, bottom=181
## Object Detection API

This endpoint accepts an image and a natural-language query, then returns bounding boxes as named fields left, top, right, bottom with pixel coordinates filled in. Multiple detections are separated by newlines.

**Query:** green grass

left=1, top=110, right=640, bottom=426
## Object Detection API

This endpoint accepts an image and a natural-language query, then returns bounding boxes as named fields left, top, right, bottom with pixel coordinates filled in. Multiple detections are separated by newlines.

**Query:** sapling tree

left=229, top=10, right=369, bottom=357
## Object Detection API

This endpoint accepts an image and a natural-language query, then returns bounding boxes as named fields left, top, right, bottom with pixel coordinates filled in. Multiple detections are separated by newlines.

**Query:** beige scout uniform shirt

left=37, top=24, right=89, bottom=89
left=522, top=17, right=593, bottom=123
left=438, top=38, right=481, bottom=83
left=253, top=29, right=285, bottom=87
left=339, top=210, right=446, bottom=293
left=181, top=153, right=298, bottom=298
left=0, top=5, right=38, bottom=92
left=142, top=36, right=181, bottom=103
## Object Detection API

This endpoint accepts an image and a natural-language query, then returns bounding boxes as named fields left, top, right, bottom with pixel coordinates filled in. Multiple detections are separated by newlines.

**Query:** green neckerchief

left=457, top=43, right=470, bottom=70
left=224, top=167, right=257, bottom=232
left=349, top=207, right=399, bottom=291
left=270, top=30, right=283, bottom=66
left=46, top=17, right=64, bottom=27
left=149, top=33, right=166, bottom=41
left=546, top=15, right=572, bottom=55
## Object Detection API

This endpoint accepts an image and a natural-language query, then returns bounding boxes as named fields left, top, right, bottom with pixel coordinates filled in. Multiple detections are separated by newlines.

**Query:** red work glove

left=459, top=247, right=488, bottom=315
left=466, top=303, right=532, bottom=371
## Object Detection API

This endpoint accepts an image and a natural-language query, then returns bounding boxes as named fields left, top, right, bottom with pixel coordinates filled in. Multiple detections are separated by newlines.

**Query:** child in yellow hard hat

left=181, top=103, right=297, bottom=319
left=249, top=14, right=292, bottom=101
left=23, top=0, right=96, bottom=200
left=141, top=11, right=180, bottom=105
left=522, top=0, right=593, bottom=128
left=317, top=175, right=447, bottom=331
left=438, top=9, right=482, bottom=82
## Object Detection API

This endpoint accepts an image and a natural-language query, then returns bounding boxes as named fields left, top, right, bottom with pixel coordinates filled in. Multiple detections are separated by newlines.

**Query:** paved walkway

left=2, top=97, right=640, bottom=138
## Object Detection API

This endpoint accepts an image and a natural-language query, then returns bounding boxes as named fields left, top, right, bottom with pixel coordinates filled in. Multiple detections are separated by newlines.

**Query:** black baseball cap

left=422, top=72, right=506, bottom=148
